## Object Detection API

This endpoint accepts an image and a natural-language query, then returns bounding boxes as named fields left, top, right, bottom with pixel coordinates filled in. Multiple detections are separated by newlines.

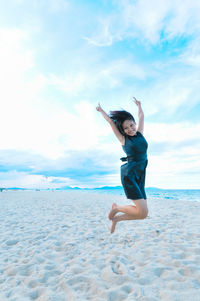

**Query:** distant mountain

left=94, top=186, right=164, bottom=190
left=94, top=186, right=123, bottom=190
left=1, top=186, right=164, bottom=191
left=56, top=186, right=123, bottom=190
left=0, top=187, right=27, bottom=190
left=56, top=186, right=82, bottom=190
left=146, top=187, right=163, bottom=191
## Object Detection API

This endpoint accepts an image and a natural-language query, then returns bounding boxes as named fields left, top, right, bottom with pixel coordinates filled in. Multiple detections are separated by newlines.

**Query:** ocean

left=1, top=188, right=200, bottom=203
left=93, top=188, right=200, bottom=202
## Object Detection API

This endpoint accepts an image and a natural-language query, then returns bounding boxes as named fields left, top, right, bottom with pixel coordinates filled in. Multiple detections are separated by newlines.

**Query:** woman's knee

left=139, top=207, right=148, bottom=219
left=133, top=199, right=148, bottom=219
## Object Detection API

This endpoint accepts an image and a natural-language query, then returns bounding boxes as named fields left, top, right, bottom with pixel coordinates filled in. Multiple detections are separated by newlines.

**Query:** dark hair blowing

left=109, top=110, right=135, bottom=136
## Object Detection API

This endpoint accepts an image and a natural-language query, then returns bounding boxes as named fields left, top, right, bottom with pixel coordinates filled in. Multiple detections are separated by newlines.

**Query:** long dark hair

left=109, top=110, right=135, bottom=136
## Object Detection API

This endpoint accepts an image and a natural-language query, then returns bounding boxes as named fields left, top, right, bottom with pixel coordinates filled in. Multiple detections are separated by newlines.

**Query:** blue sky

left=0, top=0, right=200, bottom=189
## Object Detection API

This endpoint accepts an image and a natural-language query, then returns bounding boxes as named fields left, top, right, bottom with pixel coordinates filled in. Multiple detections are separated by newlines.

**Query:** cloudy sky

left=0, top=0, right=200, bottom=189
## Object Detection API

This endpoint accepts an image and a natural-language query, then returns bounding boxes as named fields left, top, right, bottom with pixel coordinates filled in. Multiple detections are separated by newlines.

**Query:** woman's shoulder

left=136, top=130, right=144, bottom=136
left=120, top=135, right=126, bottom=146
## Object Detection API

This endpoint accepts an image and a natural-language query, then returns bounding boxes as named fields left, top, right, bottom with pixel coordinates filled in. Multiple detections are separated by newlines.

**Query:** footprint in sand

left=110, top=260, right=126, bottom=275
left=178, top=266, right=199, bottom=277
left=27, top=279, right=38, bottom=289
left=66, top=275, right=91, bottom=293
left=5, top=239, right=19, bottom=246
left=18, top=264, right=33, bottom=277
left=29, top=288, right=43, bottom=300
left=4, top=267, right=17, bottom=277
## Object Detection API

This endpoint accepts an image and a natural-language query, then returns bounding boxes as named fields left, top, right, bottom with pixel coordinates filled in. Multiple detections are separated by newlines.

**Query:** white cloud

left=54, top=101, right=111, bottom=152
left=164, top=0, right=200, bottom=38
left=145, top=121, right=200, bottom=189
left=179, top=37, right=200, bottom=66
left=136, top=60, right=200, bottom=120
left=85, top=0, right=200, bottom=46
left=0, top=30, right=50, bottom=156
left=127, top=0, right=200, bottom=42
left=0, top=28, right=111, bottom=158
left=49, top=58, right=146, bottom=97
left=83, top=21, right=114, bottom=47
left=0, top=171, right=74, bottom=189
left=99, top=59, right=146, bottom=83
left=13, top=0, right=69, bottom=13
left=47, top=0, right=69, bottom=13
left=146, top=122, right=200, bottom=143
left=0, top=27, right=118, bottom=161
left=83, top=14, right=122, bottom=47
left=121, top=0, right=171, bottom=44
left=49, top=72, right=88, bottom=96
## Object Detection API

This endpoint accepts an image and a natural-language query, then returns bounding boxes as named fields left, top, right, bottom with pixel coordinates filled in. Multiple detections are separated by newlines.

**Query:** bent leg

left=133, top=198, right=148, bottom=218
left=109, top=199, right=148, bottom=234
left=111, top=213, right=137, bottom=234
left=108, top=199, right=148, bottom=220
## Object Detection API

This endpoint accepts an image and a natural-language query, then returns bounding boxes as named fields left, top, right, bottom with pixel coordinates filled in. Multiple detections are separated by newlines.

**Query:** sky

left=0, top=0, right=200, bottom=189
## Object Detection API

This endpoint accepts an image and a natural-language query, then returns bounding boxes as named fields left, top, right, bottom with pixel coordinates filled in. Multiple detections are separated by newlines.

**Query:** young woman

left=96, top=97, right=148, bottom=234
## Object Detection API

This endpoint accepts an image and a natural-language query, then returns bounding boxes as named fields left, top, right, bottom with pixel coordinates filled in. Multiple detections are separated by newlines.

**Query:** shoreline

left=1, top=188, right=200, bottom=202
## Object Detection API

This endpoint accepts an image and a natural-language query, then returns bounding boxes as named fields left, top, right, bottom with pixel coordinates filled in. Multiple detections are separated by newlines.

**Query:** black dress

left=120, top=131, right=148, bottom=200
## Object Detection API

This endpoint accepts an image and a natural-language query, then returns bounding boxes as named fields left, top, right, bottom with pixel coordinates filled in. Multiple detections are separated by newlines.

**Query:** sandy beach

left=0, top=190, right=200, bottom=300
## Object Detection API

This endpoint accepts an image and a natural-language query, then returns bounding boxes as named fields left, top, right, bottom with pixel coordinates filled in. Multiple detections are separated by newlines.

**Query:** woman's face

left=122, top=119, right=137, bottom=136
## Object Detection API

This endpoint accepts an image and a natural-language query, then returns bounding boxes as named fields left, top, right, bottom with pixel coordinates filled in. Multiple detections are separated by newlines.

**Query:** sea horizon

left=1, top=186, right=200, bottom=202
left=1, top=186, right=200, bottom=191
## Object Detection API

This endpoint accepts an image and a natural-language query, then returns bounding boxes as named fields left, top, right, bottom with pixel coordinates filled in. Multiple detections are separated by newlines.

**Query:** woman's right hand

left=96, top=102, right=103, bottom=112
left=133, top=97, right=141, bottom=107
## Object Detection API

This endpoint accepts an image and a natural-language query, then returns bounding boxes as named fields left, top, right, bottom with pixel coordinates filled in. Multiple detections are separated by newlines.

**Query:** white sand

left=0, top=190, right=200, bottom=301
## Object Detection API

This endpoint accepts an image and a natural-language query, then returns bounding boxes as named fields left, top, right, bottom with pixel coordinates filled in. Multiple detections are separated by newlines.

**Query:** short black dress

left=120, top=131, right=148, bottom=200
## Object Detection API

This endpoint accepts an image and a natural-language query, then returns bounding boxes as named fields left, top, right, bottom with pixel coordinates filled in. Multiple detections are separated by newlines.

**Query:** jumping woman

left=96, top=97, right=148, bottom=234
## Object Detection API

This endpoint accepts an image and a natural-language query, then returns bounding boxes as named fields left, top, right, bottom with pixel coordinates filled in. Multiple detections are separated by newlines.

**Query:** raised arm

left=96, top=103, right=125, bottom=145
left=133, top=97, right=144, bottom=134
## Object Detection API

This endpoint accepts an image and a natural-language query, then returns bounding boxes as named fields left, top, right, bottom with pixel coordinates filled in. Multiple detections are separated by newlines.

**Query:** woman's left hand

left=96, top=102, right=103, bottom=112
left=133, top=97, right=141, bottom=107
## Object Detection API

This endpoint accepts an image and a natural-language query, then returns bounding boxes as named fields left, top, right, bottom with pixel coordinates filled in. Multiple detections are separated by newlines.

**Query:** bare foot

left=110, top=218, right=117, bottom=234
left=108, top=203, right=118, bottom=220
